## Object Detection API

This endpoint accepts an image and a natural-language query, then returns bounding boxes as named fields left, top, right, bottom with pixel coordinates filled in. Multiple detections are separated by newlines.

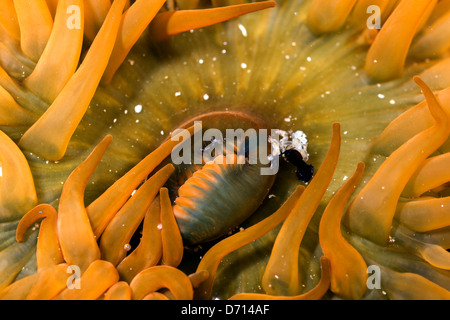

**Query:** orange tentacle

left=24, top=0, right=85, bottom=103
left=130, top=266, right=193, bottom=300
left=0, top=129, right=37, bottom=221
left=149, top=1, right=276, bottom=42
left=103, top=281, right=132, bottom=300
left=346, top=77, right=450, bottom=245
left=13, top=0, right=53, bottom=61
left=26, top=264, right=69, bottom=300
left=87, top=125, right=195, bottom=237
left=116, top=197, right=162, bottom=283
left=54, top=260, right=119, bottom=300
left=16, top=204, right=63, bottom=270
left=319, top=162, right=367, bottom=299
left=18, top=0, right=126, bottom=161
left=160, top=187, right=184, bottom=268
left=99, top=164, right=174, bottom=266
left=262, top=123, right=341, bottom=296
left=58, top=135, right=112, bottom=272
left=229, top=257, right=331, bottom=300
left=102, top=0, right=166, bottom=84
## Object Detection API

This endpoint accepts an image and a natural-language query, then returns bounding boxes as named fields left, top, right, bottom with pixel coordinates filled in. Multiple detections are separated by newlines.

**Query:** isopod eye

left=163, top=111, right=276, bottom=245
left=295, top=161, right=314, bottom=183
left=282, top=149, right=314, bottom=183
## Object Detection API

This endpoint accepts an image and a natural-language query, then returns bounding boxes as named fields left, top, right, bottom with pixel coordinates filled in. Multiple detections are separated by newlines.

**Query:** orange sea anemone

left=0, top=0, right=450, bottom=300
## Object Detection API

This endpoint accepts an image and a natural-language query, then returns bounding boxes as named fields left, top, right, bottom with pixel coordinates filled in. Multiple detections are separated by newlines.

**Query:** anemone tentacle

left=99, top=165, right=174, bottom=266
left=116, top=197, right=163, bottom=282
left=365, top=0, right=437, bottom=81
left=0, top=129, right=37, bottom=221
left=23, top=0, right=84, bottom=104
left=319, top=162, right=367, bottom=300
left=347, top=77, right=450, bottom=245
left=57, top=135, right=113, bottom=272
left=18, top=0, right=127, bottom=161
left=229, top=256, right=331, bottom=300
left=13, top=0, right=53, bottom=62
left=262, top=123, right=341, bottom=296
left=16, top=204, right=63, bottom=271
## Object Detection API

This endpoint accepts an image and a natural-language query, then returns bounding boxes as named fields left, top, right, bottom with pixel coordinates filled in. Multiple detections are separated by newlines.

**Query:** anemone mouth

left=1, top=0, right=450, bottom=300
left=171, top=110, right=270, bottom=133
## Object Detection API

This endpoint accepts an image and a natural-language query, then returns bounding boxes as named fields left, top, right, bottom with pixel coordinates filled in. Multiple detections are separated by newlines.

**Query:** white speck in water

left=175, top=91, right=181, bottom=97
left=134, top=104, right=143, bottom=113
left=241, top=62, right=247, bottom=69
left=157, top=223, right=163, bottom=230
left=306, top=56, right=312, bottom=62
left=0, top=167, right=2, bottom=177
left=378, top=93, right=385, bottom=99
left=343, top=176, right=348, bottom=181
left=238, top=24, right=247, bottom=37
left=123, top=244, right=131, bottom=251
left=389, top=99, right=396, bottom=105
left=161, top=130, right=164, bottom=135
left=203, top=93, right=210, bottom=101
